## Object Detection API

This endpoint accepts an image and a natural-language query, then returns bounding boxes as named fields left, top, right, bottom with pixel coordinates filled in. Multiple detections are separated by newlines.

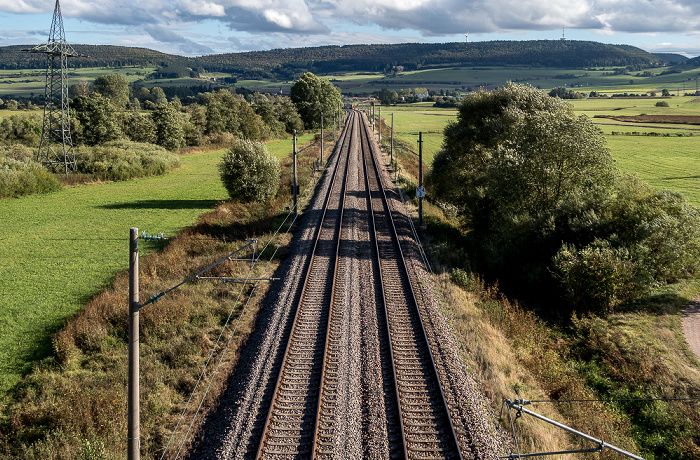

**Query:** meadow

left=373, top=96, right=700, bottom=206
left=0, top=137, right=305, bottom=398
left=0, top=66, right=155, bottom=98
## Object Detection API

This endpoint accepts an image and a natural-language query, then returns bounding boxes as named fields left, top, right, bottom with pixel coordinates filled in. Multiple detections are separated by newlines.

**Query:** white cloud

left=177, top=0, right=226, bottom=17
left=0, top=0, right=43, bottom=14
left=8, top=0, right=700, bottom=56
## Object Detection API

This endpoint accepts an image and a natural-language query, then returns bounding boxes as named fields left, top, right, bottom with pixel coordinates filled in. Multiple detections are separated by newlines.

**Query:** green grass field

left=0, top=139, right=301, bottom=397
left=375, top=99, right=700, bottom=207
left=378, top=106, right=457, bottom=164
left=0, top=66, right=155, bottom=97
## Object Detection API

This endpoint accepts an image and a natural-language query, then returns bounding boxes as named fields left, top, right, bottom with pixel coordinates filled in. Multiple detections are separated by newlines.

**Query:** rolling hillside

left=0, top=40, right=689, bottom=78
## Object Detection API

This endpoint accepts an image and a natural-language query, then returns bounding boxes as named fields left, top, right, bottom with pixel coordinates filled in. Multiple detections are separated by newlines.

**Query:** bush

left=75, top=140, right=180, bottom=181
left=219, top=139, right=280, bottom=202
left=553, top=240, right=649, bottom=313
left=0, top=150, right=61, bottom=198
left=655, top=101, right=669, bottom=107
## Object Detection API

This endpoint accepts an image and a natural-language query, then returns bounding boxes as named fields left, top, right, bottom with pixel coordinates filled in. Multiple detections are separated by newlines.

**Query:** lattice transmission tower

left=28, top=0, right=84, bottom=174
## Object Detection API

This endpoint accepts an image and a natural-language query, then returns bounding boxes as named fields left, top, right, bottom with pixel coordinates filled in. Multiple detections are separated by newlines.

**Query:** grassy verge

left=0, top=134, right=327, bottom=458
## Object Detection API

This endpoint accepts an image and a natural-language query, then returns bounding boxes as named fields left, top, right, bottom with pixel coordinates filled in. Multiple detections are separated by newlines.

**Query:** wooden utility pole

left=320, top=113, right=324, bottom=165
left=128, top=228, right=140, bottom=460
left=378, top=107, right=381, bottom=143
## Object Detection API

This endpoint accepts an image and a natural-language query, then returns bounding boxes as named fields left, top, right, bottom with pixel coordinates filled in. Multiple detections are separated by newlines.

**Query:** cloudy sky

left=2, top=0, right=700, bottom=57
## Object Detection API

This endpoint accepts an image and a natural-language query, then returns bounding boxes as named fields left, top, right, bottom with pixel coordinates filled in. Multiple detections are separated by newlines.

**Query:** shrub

left=0, top=146, right=61, bottom=198
left=655, top=101, right=669, bottom=107
left=219, top=139, right=280, bottom=203
left=75, top=140, right=180, bottom=181
left=553, top=240, right=649, bottom=313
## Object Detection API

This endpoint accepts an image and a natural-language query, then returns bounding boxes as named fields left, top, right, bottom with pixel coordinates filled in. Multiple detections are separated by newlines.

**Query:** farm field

left=4, top=60, right=700, bottom=100
left=0, top=137, right=303, bottom=398
left=375, top=98, right=700, bottom=206
left=0, top=66, right=155, bottom=97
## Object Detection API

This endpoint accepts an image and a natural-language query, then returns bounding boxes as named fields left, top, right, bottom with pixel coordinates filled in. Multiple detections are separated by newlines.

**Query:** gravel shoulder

left=683, top=295, right=700, bottom=361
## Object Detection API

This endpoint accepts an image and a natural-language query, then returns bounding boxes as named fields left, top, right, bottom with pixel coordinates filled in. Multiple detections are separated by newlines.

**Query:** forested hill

left=0, top=40, right=686, bottom=77
left=194, top=41, right=676, bottom=77
left=0, top=45, right=176, bottom=69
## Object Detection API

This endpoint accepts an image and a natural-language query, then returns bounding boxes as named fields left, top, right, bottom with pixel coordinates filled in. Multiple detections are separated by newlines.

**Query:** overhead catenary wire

left=159, top=139, right=327, bottom=459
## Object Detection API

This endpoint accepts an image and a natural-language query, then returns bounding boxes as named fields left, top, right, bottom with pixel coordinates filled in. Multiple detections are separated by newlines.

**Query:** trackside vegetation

left=0, top=133, right=328, bottom=459
left=377, top=87, right=700, bottom=457
left=429, top=83, right=700, bottom=315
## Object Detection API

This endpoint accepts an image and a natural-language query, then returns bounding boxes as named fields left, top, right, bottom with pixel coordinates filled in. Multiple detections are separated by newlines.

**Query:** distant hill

left=0, top=45, right=177, bottom=70
left=0, top=40, right=684, bottom=78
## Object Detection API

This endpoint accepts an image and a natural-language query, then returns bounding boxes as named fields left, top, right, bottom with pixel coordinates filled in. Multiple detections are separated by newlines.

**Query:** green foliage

left=0, top=113, right=42, bottom=146
left=92, top=74, right=130, bottom=109
left=121, top=111, right=156, bottom=144
left=151, top=103, right=185, bottom=150
left=290, top=72, right=342, bottom=130
left=553, top=240, right=646, bottom=313
left=219, top=139, right=280, bottom=202
left=75, top=140, right=180, bottom=181
left=274, top=97, right=304, bottom=134
left=71, top=93, right=122, bottom=146
left=429, top=83, right=700, bottom=313
left=204, top=89, right=268, bottom=140
left=571, top=314, right=700, bottom=458
left=655, top=100, right=670, bottom=107
left=0, top=146, right=61, bottom=198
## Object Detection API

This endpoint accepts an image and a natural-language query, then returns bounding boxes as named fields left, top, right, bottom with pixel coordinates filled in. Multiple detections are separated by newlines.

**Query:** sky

left=2, top=0, right=700, bottom=58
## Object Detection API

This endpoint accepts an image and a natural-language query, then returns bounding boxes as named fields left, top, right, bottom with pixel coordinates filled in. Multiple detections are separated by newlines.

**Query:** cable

left=160, top=146, right=326, bottom=459
left=528, top=397, right=700, bottom=404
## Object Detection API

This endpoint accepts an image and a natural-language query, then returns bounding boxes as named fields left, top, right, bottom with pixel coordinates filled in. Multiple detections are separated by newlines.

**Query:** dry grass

left=0, top=135, right=326, bottom=459
left=378, top=139, right=645, bottom=457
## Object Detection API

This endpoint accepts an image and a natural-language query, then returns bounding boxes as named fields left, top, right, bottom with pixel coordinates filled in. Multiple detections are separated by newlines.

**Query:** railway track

left=254, top=110, right=465, bottom=459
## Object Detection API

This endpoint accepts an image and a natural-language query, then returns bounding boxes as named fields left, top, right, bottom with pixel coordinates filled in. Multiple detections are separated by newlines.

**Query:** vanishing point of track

left=255, top=110, right=464, bottom=459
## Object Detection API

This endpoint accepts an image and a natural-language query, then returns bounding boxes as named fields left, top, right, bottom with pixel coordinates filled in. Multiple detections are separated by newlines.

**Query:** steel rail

left=359, top=112, right=408, bottom=458
left=310, top=111, right=357, bottom=458
left=358, top=109, right=463, bottom=459
left=255, top=111, right=354, bottom=459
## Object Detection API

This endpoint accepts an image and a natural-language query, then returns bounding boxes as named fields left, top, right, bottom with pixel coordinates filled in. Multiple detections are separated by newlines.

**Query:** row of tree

left=58, top=72, right=341, bottom=151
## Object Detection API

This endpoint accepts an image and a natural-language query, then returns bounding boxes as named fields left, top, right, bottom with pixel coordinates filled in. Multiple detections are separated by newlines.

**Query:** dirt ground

left=682, top=295, right=700, bottom=361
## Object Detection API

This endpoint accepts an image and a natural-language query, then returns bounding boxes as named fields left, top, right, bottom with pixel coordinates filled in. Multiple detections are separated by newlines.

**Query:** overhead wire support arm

left=138, top=238, right=258, bottom=309
left=501, top=399, right=645, bottom=460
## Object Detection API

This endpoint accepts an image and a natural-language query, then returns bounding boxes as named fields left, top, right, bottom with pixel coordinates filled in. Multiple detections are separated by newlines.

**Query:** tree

left=275, top=97, right=304, bottom=134
left=151, top=103, right=185, bottom=151
left=219, top=139, right=280, bottom=203
left=71, top=93, right=122, bottom=145
left=429, top=82, right=700, bottom=313
left=151, top=87, right=167, bottom=105
left=290, top=72, right=342, bottom=129
left=122, top=111, right=156, bottom=144
left=93, top=74, right=130, bottom=109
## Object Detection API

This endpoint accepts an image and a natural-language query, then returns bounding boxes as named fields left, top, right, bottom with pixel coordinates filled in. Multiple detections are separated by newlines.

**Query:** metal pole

left=293, top=132, right=298, bottom=216
left=128, top=227, right=140, bottom=460
left=418, top=132, right=423, bottom=227
left=320, top=112, right=324, bottom=164
left=333, top=109, right=336, bottom=142
left=378, top=106, right=381, bottom=143
left=391, top=113, right=394, bottom=165
left=507, top=401, right=645, bottom=460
